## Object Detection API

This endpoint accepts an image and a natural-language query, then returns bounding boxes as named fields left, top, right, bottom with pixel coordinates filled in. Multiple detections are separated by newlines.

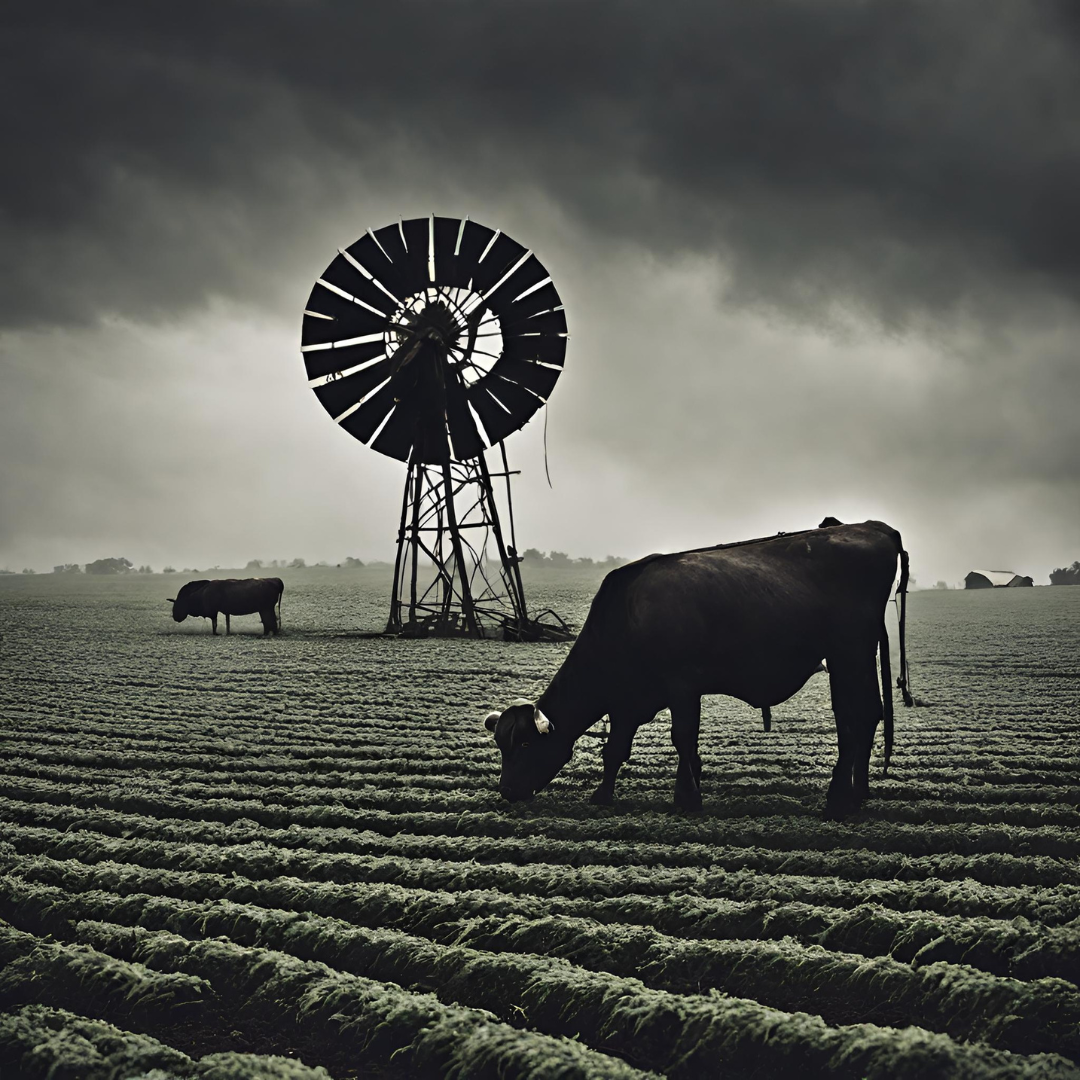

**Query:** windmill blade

left=501, top=332, right=567, bottom=369
left=432, top=216, right=468, bottom=288
left=401, top=217, right=431, bottom=286
left=484, top=375, right=545, bottom=423
left=484, top=254, right=550, bottom=318
left=301, top=286, right=388, bottom=348
left=488, top=352, right=561, bottom=400
left=471, top=232, right=528, bottom=296
left=467, top=385, right=515, bottom=447
left=499, top=281, right=563, bottom=328
left=339, top=379, right=401, bottom=446
left=302, top=338, right=386, bottom=381
left=345, top=233, right=408, bottom=302
left=370, top=401, right=423, bottom=463
left=500, top=305, right=568, bottom=340
left=372, top=221, right=429, bottom=299
left=318, top=252, right=398, bottom=314
left=454, top=220, right=497, bottom=286
left=311, top=356, right=394, bottom=418
left=468, top=378, right=543, bottom=445
left=444, top=375, right=486, bottom=461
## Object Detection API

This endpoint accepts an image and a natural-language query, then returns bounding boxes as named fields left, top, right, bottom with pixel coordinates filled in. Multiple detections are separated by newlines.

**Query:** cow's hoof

left=674, top=787, right=703, bottom=813
left=590, top=787, right=614, bottom=806
left=823, top=794, right=858, bottom=821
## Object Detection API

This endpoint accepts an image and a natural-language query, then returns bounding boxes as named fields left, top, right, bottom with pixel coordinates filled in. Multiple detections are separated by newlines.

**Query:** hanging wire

left=543, top=401, right=552, bottom=488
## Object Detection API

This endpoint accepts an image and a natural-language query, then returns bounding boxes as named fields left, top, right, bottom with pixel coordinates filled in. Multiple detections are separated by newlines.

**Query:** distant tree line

left=520, top=549, right=628, bottom=569
left=1050, top=562, right=1080, bottom=586
left=4, top=551, right=639, bottom=577
left=34, top=556, right=371, bottom=576
left=246, top=557, right=367, bottom=570
left=46, top=558, right=156, bottom=575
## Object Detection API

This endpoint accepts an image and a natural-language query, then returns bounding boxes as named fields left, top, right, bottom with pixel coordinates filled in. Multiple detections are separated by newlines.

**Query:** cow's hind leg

left=225, top=613, right=231, bottom=635
left=260, top=608, right=277, bottom=636
left=670, top=694, right=703, bottom=812
left=210, top=614, right=218, bottom=635
left=590, top=711, right=647, bottom=805
left=825, top=652, right=882, bottom=820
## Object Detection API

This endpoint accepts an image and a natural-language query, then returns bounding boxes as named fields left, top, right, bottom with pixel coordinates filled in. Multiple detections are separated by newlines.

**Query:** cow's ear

left=484, top=711, right=501, bottom=732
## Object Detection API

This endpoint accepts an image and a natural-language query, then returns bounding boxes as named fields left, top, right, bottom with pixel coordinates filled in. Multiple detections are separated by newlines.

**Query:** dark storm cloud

left=4, top=0, right=1079, bottom=331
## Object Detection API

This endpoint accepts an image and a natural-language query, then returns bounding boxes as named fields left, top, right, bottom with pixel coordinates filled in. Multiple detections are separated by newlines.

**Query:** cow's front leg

left=225, top=613, right=231, bottom=635
left=590, top=713, right=643, bottom=805
left=670, top=694, right=703, bottom=812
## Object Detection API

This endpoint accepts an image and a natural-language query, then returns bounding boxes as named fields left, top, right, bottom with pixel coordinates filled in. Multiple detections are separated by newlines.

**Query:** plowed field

left=1, top=570, right=1078, bottom=1079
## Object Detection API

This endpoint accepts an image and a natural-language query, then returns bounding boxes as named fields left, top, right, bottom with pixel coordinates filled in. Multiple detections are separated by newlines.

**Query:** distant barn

left=964, top=570, right=1034, bottom=589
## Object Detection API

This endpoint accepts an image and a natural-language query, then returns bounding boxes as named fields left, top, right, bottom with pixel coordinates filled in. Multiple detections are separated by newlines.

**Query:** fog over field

left=2, top=2, right=1079, bottom=583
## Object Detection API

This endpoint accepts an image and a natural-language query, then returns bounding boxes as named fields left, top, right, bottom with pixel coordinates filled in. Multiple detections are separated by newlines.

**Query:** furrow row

left=5, top=822, right=1080, bottom=922
left=10, top=850, right=1076, bottom=983
left=0, top=923, right=652, bottom=1080
left=2, top=779, right=1077, bottom=862
left=5, top=861, right=1080, bottom=1056
left=6, top=895, right=1074, bottom=1080
left=3, top=756, right=1080, bottom=824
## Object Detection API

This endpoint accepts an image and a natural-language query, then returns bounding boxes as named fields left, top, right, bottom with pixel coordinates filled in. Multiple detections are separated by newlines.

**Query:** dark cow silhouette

left=485, top=520, right=912, bottom=820
left=168, top=578, right=284, bottom=636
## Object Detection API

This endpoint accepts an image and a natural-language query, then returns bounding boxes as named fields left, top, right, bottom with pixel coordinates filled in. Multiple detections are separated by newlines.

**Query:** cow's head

left=168, top=579, right=210, bottom=622
left=484, top=699, right=571, bottom=802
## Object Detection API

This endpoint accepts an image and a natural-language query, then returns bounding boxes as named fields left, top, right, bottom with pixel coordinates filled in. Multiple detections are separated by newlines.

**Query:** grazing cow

left=168, top=578, right=284, bottom=636
left=485, top=520, right=913, bottom=820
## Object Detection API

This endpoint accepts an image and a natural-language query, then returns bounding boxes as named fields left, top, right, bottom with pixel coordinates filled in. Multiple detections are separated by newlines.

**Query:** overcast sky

left=2, top=1, right=1078, bottom=584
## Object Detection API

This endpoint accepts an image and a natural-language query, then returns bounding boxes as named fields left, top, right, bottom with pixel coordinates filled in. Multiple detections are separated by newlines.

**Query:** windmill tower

left=301, top=216, right=571, bottom=640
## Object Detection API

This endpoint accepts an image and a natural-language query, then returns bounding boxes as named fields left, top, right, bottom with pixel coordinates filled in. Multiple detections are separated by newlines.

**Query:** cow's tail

left=879, top=621, right=893, bottom=777
left=897, top=547, right=914, bottom=708
left=880, top=541, right=915, bottom=778
left=276, top=580, right=284, bottom=631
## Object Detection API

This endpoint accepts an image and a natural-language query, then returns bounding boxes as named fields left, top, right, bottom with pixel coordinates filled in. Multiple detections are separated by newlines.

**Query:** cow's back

left=576, top=520, right=901, bottom=707
left=205, top=578, right=283, bottom=616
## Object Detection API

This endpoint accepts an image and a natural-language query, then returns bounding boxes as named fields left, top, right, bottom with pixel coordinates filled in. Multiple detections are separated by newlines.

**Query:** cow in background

left=168, top=578, right=284, bottom=636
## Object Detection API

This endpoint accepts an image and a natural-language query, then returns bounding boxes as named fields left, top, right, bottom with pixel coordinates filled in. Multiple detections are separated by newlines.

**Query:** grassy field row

left=5, top=752, right=1080, bottom=825
left=7, top=715, right=1080, bottom=774
left=6, top=819, right=1080, bottom=927
left=2, top=775, right=1078, bottom=864
left=0, top=1003, right=344, bottom=1080
left=0, top=921, right=652, bottom=1080
left=4, top=864, right=1080, bottom=1054
left=6, top=847, right=1077, bottom=981
left=2, top=889, right=1075, bottom=1080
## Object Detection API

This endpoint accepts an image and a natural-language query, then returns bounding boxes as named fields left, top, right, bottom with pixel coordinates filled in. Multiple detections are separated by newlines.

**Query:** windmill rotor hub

left=395, top=298, right=461, bottom=352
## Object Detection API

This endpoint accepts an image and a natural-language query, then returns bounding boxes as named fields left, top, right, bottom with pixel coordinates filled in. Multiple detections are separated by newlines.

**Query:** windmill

left=301, top=216, right=572, bottom=640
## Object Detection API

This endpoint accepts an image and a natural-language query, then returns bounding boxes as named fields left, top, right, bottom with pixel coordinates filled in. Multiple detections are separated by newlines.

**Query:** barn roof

left=968, top=569, right=1022, bottom=587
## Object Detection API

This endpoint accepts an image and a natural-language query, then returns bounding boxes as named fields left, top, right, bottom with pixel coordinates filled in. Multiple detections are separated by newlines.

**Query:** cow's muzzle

left=498, top=782, right=535, bottom=803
